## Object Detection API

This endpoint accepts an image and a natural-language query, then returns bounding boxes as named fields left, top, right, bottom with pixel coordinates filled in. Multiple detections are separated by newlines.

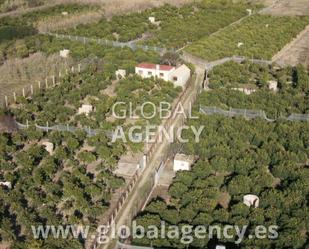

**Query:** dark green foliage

left=133, top=65, right=308, bottom=249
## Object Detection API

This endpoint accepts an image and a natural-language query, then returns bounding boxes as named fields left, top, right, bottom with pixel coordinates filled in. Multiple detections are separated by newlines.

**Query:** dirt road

left=100, top=68, right=204, bottom=249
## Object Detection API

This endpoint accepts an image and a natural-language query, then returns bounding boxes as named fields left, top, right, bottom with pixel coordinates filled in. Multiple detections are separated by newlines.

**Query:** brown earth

left=262, top=0, right=309, bottom=16
left=273, top=25, right=309, bottom=68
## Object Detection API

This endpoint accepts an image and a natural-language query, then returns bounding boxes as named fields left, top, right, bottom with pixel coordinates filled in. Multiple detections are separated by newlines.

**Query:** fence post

left=71, top=66, right=74, bottom=73
left=52, top=75, right=55, bottom=86
left=26, top=119, right=29, bottom=128
left=22, top=88, right=25, bottom=98
left=38, top=81, right=41, bottom=89
left=45, top=78, right=48, bottom=88
left=78, top=64, right=81, bottom=73
left=13, top=92, right=16, bottom=102
left=59, top=71, right=62, bottom=78
left=30, top=85, right=33, bottom=95
left=46, top=122, right=49, bottom=132
left=5, top=96, right=8, bottom=107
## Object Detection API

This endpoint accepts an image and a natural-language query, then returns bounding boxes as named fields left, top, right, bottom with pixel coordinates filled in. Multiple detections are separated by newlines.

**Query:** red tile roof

left=137, top=63, right=174, bottom=71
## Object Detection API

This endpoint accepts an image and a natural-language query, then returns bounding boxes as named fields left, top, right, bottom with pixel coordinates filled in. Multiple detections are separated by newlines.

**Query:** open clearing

left=273, top=25, right=309, bottom=67
left=262, top=0, right=309, bottom=16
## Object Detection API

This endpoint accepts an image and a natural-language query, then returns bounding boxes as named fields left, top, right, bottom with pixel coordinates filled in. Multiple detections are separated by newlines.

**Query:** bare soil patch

left=262, top=0, right=309, bottom=16
left=273, top=25, right=309, bottom=67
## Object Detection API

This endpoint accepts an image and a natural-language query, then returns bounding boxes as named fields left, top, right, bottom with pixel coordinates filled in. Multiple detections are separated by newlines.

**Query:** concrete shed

left=216, top=245, right=226, bottom=249
left=173, top=153, right=195, bottom=172
left=243, top=194, right=259, bottom=208
left=268, top=80, right=278, bottom=91
left=0, top=182, right=12, bottom=189
left=149, top=17, right=156, bottom=23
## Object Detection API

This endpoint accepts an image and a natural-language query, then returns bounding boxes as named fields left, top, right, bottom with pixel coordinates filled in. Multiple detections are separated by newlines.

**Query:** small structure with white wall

left=149, top=16, right=156, bottom=23
left=237, top=42, right=244, bottom=48
left=232, top=87, right=256, bottom=95
left=42, top=141, right=54, bottom=155
left=116, top=69, right=126, bottom=80
left=0, top=181, right=12, bottom=189
left=173, top=154, right=195, bottom=172
left=170, top=64, right=191, bottom=88
left=268, top=80, right=278, bottom=91
left=215, top=245, right=226, bottom=249
left=60, top=49, right=70, bottom=58
left=135, top=63, right=191, bottom=88
left=78, top=104, right=93, bottom=116
left=243, top=194, right=259, bottom=208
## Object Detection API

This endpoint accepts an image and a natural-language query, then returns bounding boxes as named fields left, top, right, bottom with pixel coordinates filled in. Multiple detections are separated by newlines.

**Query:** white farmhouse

left=60, top=49, right=70, bottom=58
left=268, top=80, right=278, bottom=91
left=170, top=65, right=191, bottom=88
left=78, top=104, right=93, bottom=116
left=135, top=63, right=191, bottom=88
left=243, top=194, right=259, bottom=208
left=173, top=154, right=195, bottom=172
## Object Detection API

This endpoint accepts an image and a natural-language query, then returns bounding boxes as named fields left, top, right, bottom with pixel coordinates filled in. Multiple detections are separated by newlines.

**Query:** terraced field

left=185, top=14, right=309, bottom=61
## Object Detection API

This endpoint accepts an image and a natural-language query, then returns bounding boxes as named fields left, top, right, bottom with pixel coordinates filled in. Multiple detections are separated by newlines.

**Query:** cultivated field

left=185, top=14, right=309, bottom=61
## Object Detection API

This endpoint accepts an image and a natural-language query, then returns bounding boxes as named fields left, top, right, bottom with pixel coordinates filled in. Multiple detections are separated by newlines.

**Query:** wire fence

left=199, top=106, right=309, bottom=122
left=15, top=121, right=113, bottom=137
left=45, top=32, right=177, bottom=54
left=0, top=56, right=99, bottom=108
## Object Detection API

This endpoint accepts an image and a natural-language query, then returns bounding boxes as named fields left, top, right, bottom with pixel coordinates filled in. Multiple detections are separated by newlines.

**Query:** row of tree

left=132, top=65, right=308, bottom=249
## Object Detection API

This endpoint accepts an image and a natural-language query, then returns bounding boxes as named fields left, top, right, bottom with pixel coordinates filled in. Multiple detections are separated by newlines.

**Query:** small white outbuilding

left=62, top=11, right=69, bottom=16
left=232, top=87, right=256, bottom=95
left=116, top=69, right=126, bottom=80
left=246, top=9, right=252, bottom=15
left=173, top=154, right=195, bottom=172
left=243, top=194, right=259, bottom=208
left=216, top=245, right=226, bottom=249
left=0, top=181, right=12, bottom=189
left=60, top=49, right=70, bottom=58
left=42, top=141, right=54, bottom=155
left=149, top=16, right=156, bottom=23
left=237, top=42, right=244, bottom=48
left=78, top=104, right=93, bottom=116
left=268, top=80, right=278, bottom=91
